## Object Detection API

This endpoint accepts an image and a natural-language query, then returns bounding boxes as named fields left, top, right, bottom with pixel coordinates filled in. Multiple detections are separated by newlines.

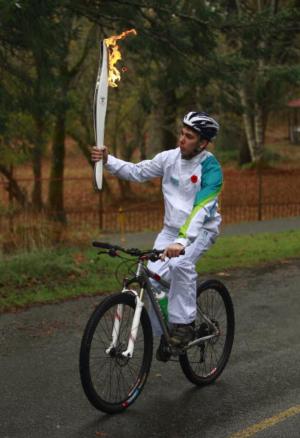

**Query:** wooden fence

left=0, top=169, right=300, bottom=236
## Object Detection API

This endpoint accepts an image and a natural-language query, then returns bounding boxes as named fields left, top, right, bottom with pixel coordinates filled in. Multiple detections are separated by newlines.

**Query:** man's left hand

left=161, top=243, right=184, bottom=261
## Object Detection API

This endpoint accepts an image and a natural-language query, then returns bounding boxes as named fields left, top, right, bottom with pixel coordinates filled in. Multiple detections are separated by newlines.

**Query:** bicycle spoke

left=180, top=282, right=234, bottom=385
left=80, top=294, right=152, bottom=410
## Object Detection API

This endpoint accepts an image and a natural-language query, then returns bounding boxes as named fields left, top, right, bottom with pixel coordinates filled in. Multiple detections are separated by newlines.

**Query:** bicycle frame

left=106, top=258, right=219, bottom=358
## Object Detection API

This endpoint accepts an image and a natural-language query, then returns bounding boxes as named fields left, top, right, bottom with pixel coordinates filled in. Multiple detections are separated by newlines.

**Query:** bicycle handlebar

left=92, top=241, right=123, bottom=251
left=92, top=241, right=185, bottom=261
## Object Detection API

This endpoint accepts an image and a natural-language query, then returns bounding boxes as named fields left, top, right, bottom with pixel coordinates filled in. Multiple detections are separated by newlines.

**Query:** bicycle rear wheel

left=79, top=293, right=153, bottom=413
left=179, top=279, right=234, bottom=386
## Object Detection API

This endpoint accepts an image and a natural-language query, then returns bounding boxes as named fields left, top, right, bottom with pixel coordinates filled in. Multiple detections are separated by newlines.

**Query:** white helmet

left=183, top=111, right=219, bottom=140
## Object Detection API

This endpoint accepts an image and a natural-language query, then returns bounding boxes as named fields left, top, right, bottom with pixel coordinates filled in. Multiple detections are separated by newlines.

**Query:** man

left=91, top=111, right=223, bottom=358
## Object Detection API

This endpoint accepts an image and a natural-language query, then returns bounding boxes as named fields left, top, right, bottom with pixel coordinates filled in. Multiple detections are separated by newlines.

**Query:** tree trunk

left=139, top=132, right=147, bottom=161
left=0, top=164, right=28, bottom=207
left=117, top=179, right=132, bottom=200
left=254, top=103, right=264, bottom=161
left=161, top=88, right=178, bottom=150
left=113, top=131, right=135, bottom=200
left=239, top=86, right=261, bottom=163
left=48, top=113, right=66, bottom=222
left=270, top=0, right=278, bottom=14
left=238, top=136, right=252, bottom=165
left=239, top=87, right=264, bottom=163
left=31, top=141, right=43, bottom=211
left=235, top=0, right=242, bottom=16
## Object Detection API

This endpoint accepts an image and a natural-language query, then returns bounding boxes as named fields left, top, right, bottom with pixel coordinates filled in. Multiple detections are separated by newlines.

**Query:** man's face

left=178, top=126, right=207, bottom=159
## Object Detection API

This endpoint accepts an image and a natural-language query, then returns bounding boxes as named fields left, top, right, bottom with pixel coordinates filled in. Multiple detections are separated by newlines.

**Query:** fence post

left=98, top=191, right=103, bottom=230
left=8, top=165, right=14, bottom=233
left=257, top=162, right=263, bottom=221
left=118, top=207, right=126, bottom=243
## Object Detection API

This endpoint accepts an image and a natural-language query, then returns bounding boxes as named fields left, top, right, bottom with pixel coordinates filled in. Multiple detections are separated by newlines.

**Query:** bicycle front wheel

left=79, top=293, right=153, bottom=414
left=179, top=279, right=235, bottom=386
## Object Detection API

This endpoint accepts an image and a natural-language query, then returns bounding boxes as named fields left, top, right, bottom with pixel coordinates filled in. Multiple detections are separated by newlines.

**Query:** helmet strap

left=192, top=139, right=208, bottom=156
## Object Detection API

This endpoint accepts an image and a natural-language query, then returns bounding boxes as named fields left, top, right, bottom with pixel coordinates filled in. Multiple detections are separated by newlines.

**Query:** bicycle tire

left=79, top=293, right=153, bottom=414
left=179, top=279, right=235, bottom=386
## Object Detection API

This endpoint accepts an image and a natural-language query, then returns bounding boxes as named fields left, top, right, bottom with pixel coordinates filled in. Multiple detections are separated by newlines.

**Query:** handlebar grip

left=151, top=248, right=185, bottom=261
left=153, top=248, right=185, bottom=255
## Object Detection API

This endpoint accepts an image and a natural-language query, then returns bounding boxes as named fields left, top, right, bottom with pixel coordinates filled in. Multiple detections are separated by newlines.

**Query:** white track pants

left=147, top=226, right=219, bottom=335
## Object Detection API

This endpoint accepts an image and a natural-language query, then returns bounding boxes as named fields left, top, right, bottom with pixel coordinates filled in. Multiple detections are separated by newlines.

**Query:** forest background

left=1, top=0, right=300, bottom=250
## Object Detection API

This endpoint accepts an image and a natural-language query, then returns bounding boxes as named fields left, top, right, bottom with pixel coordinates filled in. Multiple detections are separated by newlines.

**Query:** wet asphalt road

left=1, top=259, right=300, bottom=438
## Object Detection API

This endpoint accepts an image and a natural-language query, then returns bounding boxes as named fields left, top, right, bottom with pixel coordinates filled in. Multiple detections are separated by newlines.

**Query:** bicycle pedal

left=170, top=346, right=185, bottom=356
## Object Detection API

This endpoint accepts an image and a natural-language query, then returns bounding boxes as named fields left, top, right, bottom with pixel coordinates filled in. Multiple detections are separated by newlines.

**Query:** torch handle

left=94, top=160, right=104, bottom=191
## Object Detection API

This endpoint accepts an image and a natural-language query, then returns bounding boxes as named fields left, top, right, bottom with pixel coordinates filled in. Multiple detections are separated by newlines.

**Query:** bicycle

left=79, top=241, right=235, bottom=414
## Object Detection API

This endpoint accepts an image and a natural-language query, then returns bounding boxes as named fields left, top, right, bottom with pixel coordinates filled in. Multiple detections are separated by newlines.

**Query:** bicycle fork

left=105, top=290, right=144, bottom=359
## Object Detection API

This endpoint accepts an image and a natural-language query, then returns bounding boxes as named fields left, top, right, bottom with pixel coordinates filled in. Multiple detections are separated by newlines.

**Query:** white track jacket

left=105, top=147, right=223, bottom=247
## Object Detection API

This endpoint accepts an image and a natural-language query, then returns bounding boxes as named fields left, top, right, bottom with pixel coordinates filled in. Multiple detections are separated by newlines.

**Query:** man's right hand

left=91, top=146, right=108, bottom=165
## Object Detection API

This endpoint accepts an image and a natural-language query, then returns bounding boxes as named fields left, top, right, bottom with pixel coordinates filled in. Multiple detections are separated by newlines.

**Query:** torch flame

left=104, top=29, right=137, bottom=88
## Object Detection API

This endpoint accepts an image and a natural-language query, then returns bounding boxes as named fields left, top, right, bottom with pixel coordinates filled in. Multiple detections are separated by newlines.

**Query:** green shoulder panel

left=178, top=155, right=223, bottom=239
left=194, top=155, right=223, bottom=207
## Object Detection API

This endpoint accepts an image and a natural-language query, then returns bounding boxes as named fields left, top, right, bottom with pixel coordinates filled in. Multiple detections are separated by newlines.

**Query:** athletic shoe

left=156, top=335, right=172, bottom=362
left=169, top=323, right=195, bottom=347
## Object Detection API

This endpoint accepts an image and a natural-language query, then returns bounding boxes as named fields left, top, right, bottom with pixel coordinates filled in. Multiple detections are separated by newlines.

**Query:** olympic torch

left=93, top=41, right=108, bottom=191
left=93, top=29, right=137, bottom=191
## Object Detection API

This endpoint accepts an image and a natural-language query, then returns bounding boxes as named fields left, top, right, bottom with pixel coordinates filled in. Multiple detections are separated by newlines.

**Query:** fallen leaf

left=73, top=252, right=86, bottom=265
left=216, top=272, right=230, bottom=277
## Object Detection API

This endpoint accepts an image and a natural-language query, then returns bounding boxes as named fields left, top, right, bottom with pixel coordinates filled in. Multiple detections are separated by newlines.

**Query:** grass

left=1, top=229, right=300, bottom=312
left=196, top=229, right=300, bottom=273
left=0, top=247, right=123, bottom=312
